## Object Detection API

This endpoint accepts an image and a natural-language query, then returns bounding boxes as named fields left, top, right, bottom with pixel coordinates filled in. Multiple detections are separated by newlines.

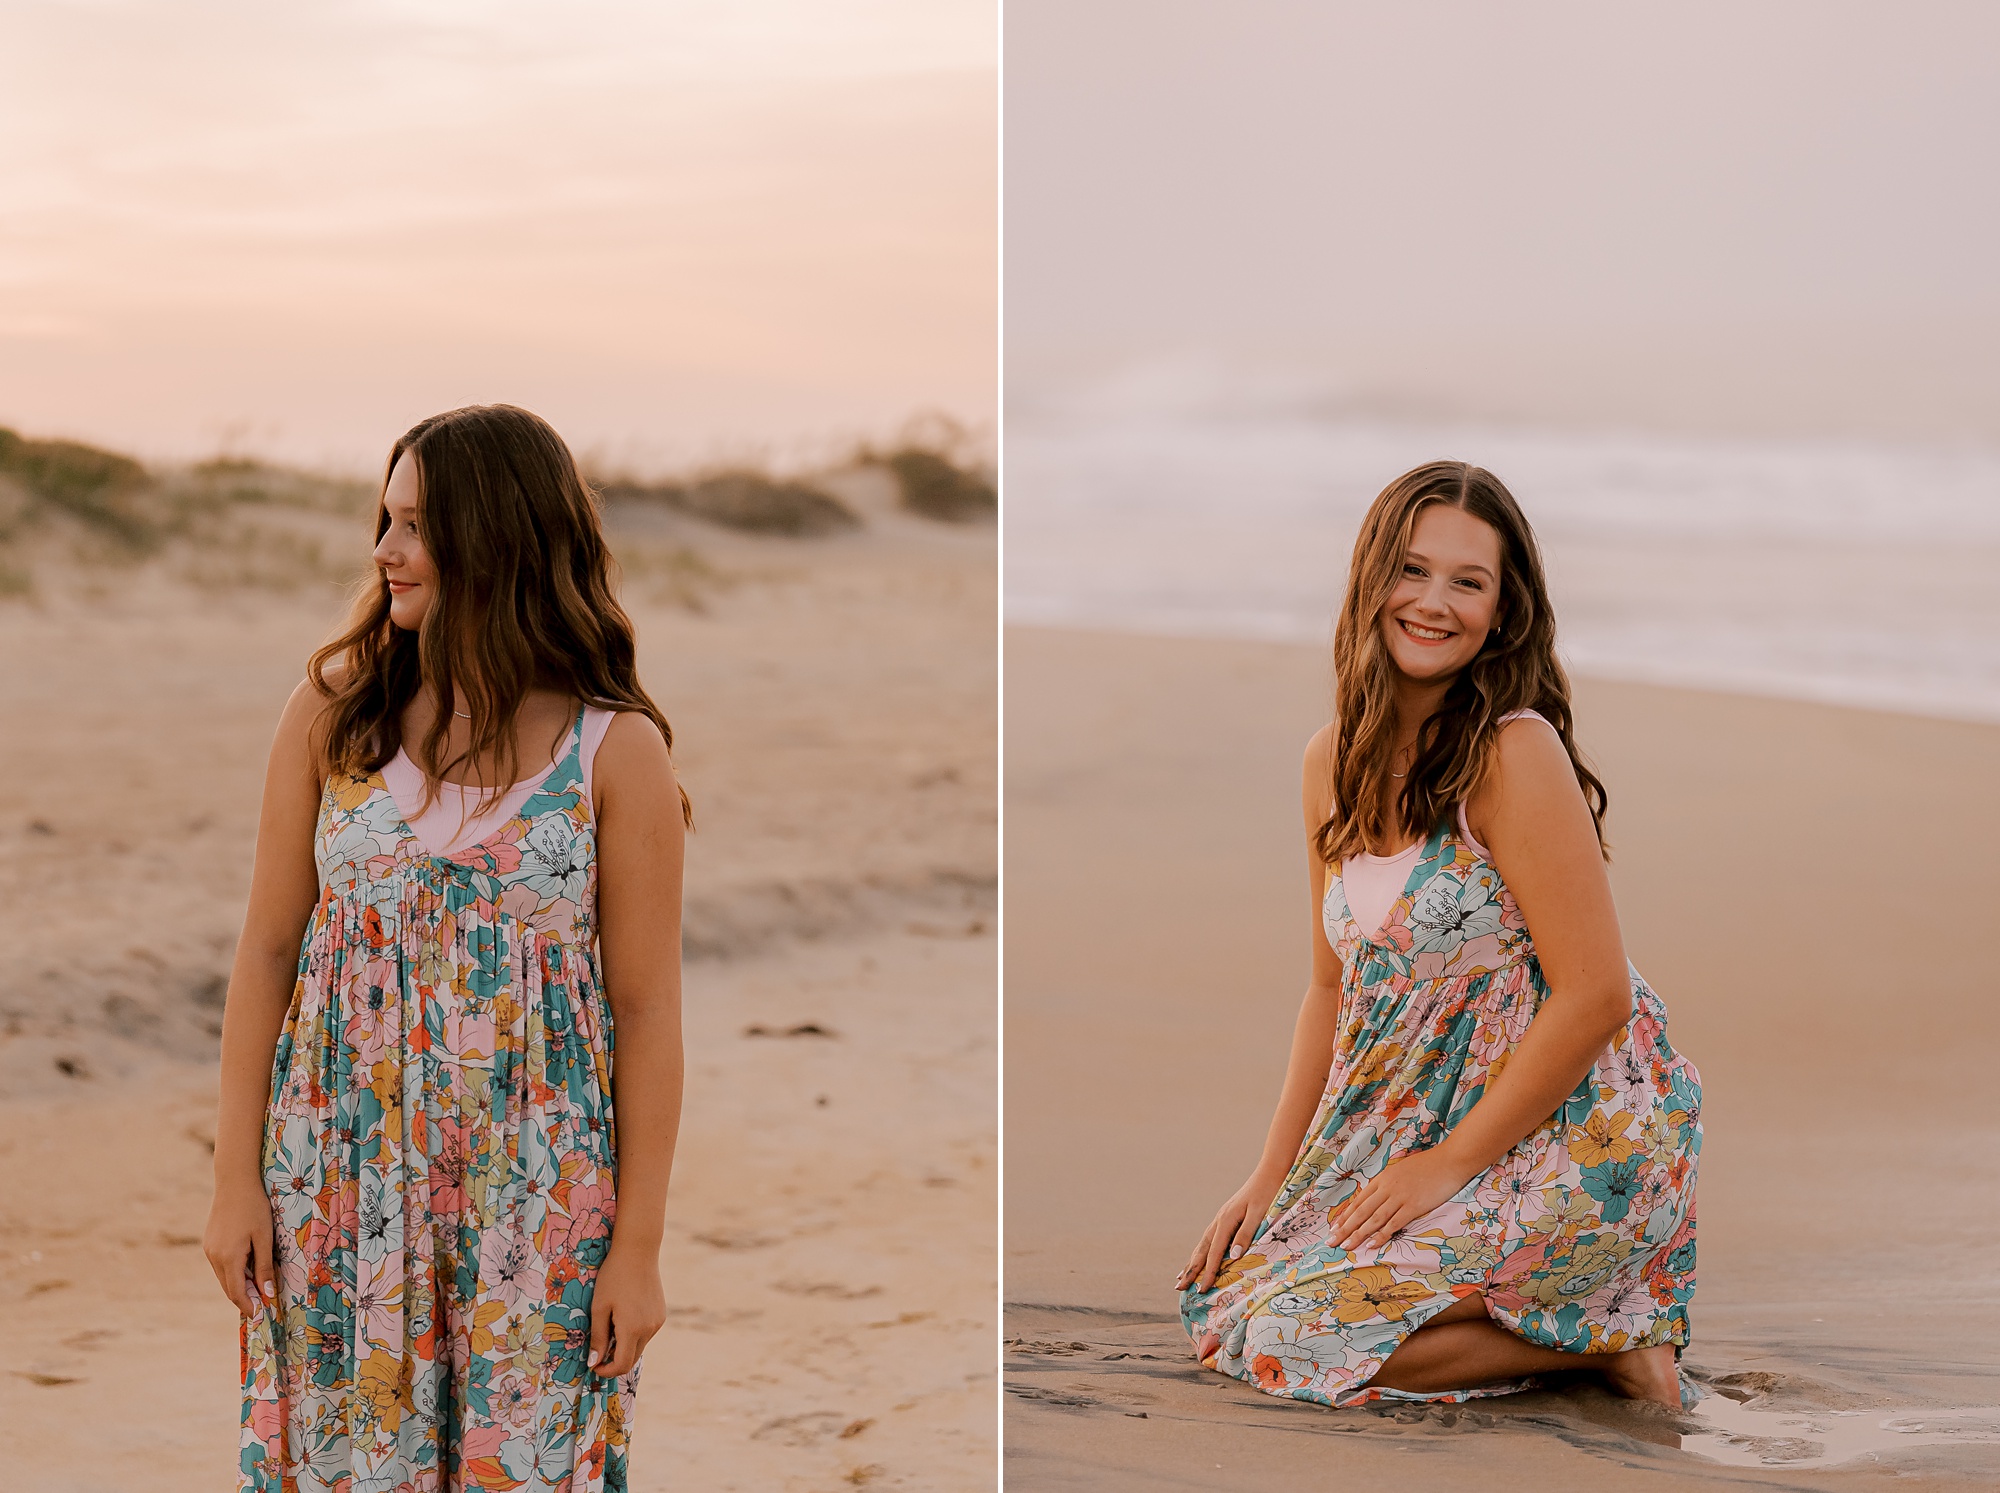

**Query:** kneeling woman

left=1176, top=461, right=1701, bottom=1408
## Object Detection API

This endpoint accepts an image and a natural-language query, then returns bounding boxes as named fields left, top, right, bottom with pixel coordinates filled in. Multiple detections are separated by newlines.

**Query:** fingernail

left=1228, top=1246, right=1241, bottom=1259
left=261, top=1281, right=274, bottom=1299
left=587, top=1350, right=599, bottom=1367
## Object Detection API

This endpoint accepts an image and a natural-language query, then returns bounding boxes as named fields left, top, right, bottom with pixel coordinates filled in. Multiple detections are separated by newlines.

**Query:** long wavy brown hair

left=309, top=403, right=691, bottom=824
left=1315, top=460, right=1605, bottom=865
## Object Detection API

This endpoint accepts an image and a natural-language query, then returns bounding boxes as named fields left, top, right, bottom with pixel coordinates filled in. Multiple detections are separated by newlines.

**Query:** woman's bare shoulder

left=1477, top=709, right=1579, bottom=815
left=272, top=660, right=346, bottom=766
left=594, top=708, right=675, bottom=777
left=279, top=668, right=334, bottom=725
left=1492, top=709, right=1568, bottom=773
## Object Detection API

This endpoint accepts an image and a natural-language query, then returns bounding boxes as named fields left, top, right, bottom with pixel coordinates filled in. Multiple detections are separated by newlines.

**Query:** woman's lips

left=387, top=580, right=416, bottom=594
left=1397, top=618, right=1454, bottom=644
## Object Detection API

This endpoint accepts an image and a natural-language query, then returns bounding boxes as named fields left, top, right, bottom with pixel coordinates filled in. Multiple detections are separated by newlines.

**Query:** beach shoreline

left=1004, top=623, right=2000, bottom=1487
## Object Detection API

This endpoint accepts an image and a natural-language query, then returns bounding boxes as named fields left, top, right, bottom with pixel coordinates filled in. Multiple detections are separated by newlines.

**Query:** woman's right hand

left=1176, top=1171, right=1285, bottom=1294
left=204, top=1175, right=277, bottom=1316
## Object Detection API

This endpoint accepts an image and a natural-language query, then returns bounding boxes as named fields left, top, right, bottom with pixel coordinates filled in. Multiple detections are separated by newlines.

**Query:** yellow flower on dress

left=467, top=1299, right=510, bottom=1358
left=1567, top=1109, right=1636, bottom=1167
left=1212, top=1252, right=1267, bottom=1291
left=331, top=774, right=377, bottom=812
left=1348, top=1042, right=1406, bottom=1090
left=353, top=1350, right=409, bottom=1432
left=1323, top=1265, right=1434, bottom=1324
left=1523, top=1185, right=1598, bottom=1241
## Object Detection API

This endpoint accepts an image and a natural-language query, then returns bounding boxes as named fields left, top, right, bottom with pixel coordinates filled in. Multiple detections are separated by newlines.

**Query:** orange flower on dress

left=1251, top=1353, right=1290, bottom=1389
left=1324, top=1265, right=1434, bottom=1324
left=1567, top=1109, right=1636, bottom=1167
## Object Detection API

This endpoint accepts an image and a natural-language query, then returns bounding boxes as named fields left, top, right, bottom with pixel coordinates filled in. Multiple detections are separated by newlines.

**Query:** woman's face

left=1377, top=503, right=1504, bottom=685
left=372, top=452, right=437, bottom=632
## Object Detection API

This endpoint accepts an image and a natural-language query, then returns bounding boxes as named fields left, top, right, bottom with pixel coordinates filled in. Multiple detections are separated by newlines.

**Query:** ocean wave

left=1005, top=411, right=2000, bottom=723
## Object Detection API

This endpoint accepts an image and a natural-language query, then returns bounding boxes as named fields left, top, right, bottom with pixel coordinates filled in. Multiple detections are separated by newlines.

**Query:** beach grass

left=0, top=424, right=996, bottom=605
left=595, top=469, right=861, bottom=537
left=872, top=445, right=996, bottom=522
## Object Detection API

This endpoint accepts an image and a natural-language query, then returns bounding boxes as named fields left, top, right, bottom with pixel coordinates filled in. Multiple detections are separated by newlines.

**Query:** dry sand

left=0, top=507, right=997, bottom=1491
left=1004, top=625, right=2000, bottom=1489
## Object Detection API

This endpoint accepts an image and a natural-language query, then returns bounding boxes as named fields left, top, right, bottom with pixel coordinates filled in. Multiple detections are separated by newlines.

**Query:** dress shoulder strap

left=1456, top=710, right=1559, bottom=858
left=579, top=704, right=619, bottom=802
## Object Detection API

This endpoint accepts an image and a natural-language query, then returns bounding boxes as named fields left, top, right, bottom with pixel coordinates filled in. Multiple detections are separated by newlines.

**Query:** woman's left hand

left=589, top=1239, right=668, bottom=1379
left=1329, top=1147, right=1479, bottom=1252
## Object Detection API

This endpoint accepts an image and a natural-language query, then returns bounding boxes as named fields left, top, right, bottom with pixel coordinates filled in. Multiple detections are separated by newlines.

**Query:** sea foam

left=1006, top=406, right=2000, bottom=723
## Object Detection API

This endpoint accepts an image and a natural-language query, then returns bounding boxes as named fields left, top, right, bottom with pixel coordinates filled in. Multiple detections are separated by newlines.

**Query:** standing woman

left=1176, top=462, right=1701, bottom=1408
left=202, top=405, right=687, bottom=1490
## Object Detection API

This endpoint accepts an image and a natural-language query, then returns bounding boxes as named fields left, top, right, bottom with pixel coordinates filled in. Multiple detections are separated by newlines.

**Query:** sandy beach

left=1004, top=624, right=2000, bottom=1488
left=0, top=496, right=997, bottom=1491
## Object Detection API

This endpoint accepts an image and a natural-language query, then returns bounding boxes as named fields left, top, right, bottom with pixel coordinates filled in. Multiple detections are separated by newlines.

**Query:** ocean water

left=1005, top=407, right=2000, bottom=723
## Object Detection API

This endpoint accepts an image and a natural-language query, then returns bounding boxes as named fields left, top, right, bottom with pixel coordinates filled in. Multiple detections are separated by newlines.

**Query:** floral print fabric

left=1179, top=817, right=1702, bottom=1407
left=242, top=709, right=637, bottom=1491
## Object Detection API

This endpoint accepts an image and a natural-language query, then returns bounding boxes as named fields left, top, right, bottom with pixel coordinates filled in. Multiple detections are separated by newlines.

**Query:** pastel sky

left=1008, top=1, right=2000, bottom=442
left=0, top=1, right=995, bottom=471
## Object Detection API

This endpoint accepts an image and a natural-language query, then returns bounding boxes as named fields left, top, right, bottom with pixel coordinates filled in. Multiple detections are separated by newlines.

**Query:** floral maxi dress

left=1179, top=816, right=1703, bottom=1406
left=242, top=709, right=637, bottom=1491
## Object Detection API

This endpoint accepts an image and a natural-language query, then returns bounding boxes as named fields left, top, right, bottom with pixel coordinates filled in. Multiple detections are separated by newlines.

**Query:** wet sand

left=0, top=511, right=997, bottom=1491
left=1004, top=625, right=2000, bottom=1488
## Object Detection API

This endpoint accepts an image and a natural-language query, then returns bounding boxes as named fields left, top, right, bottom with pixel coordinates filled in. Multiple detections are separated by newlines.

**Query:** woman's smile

left=1395, top=618, right=1455, bottom=644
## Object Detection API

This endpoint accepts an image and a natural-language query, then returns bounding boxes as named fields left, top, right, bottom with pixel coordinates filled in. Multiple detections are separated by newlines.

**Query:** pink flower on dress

left=455, top=835, right=524, bottom=877
left=542, top=1180, right=611, bottom=1261
left=1411, top=950, right=1452, bottom=983
left=350, top=1267, right=405, bottom=1354
left=1473, top=1143, right=1562, bottom=1221
left=294, top=1218, right=338, bottom=1289
left=479, top=1223, right=547, bottom=1316
left=1467, top=1008, right=1514, bottom=1068
left=246, top=1395, right=284, bottom=1445
left=427, top=1116, right=474, bottom=1217
left=1482, top=1238, right=1558, bottom=1315
left=497, top=882, right=542, bottom=923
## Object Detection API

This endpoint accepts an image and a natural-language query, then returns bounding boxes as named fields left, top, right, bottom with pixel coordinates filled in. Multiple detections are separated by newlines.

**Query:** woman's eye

left=1402, top=564, right=1425, bottom=578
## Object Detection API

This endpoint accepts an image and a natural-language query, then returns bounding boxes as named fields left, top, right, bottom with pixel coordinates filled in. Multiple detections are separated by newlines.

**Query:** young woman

left=1175, top=461, right=1701, bottom=1409
left=201, top=405, right=688, bottom=1490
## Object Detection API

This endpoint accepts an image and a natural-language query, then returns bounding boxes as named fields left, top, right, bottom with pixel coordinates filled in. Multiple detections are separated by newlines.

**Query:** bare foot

left=1599, top=1341, right=1681, bottom=1407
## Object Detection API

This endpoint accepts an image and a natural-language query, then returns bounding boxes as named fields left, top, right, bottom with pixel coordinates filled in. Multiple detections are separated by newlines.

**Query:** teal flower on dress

left=1581, top=1157, right=1646, bottom=1224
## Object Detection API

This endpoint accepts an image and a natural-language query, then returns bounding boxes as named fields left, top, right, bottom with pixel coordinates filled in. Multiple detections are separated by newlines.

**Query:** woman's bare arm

left=582, top=710, right=686, bottom=1377
left=1177, top=725, right=1347, bottom=1291
left=1329, top=716, right=1632, bottom=1249
left=203, top=678, right=327, bottom=1313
